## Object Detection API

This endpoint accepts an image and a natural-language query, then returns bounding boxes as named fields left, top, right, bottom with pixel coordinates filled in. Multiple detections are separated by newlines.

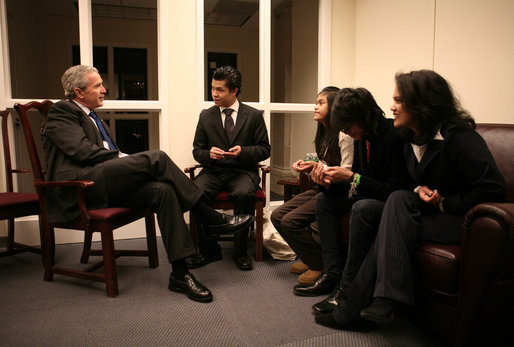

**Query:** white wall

left=332, top=0, right=514, bottom=124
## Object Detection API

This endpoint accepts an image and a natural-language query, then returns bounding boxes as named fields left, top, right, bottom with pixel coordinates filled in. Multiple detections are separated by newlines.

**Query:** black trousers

left=193, top=170, right=257, bottom=256
left=96, top=150, right=203, bottom=263
left=333, top=190, right=463, bottom=324
left=270, top=189, right=322, bottom=270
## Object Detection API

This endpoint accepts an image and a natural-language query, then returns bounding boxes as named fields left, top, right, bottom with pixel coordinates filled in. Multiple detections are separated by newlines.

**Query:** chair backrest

left=476, top=123, right=514, bottom=202
left=0, top=109, right=15, bottom=192
left=14, top=100, right=54, bottom=183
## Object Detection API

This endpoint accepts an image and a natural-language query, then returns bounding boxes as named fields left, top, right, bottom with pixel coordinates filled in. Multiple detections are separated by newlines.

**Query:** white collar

left=220, top=99, right=239, bottom=114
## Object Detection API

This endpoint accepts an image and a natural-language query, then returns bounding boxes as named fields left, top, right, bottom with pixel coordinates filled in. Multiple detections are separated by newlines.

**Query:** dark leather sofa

left=304, top=123, right=513, bottom=345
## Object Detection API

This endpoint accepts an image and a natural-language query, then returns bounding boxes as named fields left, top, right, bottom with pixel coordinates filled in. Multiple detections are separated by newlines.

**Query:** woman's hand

left=292, top=160, right=315, bottom=173
left=311, top=162, right=331, bottom=189
left=418, top=185, right=443, bottom=208
left=323, top=167, right=354, bottom=184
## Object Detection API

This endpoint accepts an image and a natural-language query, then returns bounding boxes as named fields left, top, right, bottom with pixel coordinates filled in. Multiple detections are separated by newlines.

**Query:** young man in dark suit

left=43, top=65, right=254, bottom=302
left=188, top=66, right=271, bottom=271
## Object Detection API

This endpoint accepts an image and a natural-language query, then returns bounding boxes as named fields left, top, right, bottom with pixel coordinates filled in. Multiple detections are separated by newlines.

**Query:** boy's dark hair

left=331, top=87, right=385, bottom=138
left=212, top=66, right=242, bottom=96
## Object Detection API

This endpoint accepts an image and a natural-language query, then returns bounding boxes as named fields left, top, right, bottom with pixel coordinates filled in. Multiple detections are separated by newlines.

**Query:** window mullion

left=78, top=0, right=93, bottom=66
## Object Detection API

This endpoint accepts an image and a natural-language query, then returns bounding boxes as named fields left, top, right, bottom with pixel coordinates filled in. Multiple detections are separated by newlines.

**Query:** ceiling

left=204, top=0, right=259, bottom=27
left=34, top=0, right=284, bottom=26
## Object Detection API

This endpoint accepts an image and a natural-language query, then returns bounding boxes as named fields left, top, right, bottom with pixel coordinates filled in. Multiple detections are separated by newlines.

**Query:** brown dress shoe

left=298, top=269, right=322, bottom=285
left=290, top=261, right=309, bottom=274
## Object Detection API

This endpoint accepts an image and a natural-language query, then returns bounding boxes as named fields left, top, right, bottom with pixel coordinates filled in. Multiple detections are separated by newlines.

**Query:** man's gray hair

left=61, top=65, right=98, bottom=99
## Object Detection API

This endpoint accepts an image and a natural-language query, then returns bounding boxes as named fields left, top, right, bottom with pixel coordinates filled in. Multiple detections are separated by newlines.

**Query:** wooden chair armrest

left=33, top=180, right=95, bottom=188
left=258, top=165, right=270, bottom=192
left=184, top=164, right=203, bottom=180
left=12, top=169, right=32, bottom=174
left=299, top=171, right=314, bottom=192
left=33, top=180, right=96, bottom=221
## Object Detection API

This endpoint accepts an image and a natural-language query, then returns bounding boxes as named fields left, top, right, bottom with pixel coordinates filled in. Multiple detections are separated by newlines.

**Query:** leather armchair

left=412, top=124, right=514, bottom=345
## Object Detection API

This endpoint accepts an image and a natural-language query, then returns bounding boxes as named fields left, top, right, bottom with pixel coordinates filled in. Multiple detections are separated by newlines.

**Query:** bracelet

left=348, top=173, right=361, bottom=198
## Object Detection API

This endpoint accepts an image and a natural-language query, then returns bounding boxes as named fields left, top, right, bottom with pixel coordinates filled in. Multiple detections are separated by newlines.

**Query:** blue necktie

left=89, top=111, right=116, bottom=150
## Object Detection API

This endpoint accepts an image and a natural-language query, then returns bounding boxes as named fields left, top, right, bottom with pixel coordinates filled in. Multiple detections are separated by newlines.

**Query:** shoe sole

left=168, top=284, right=213, bottom=303
left=360, top=311, right=394, bottom=323
left=294, top=290, right=331, bottom=297
left=208, top=217, right=255, bottom=236
left=312, top=304, right=336, bottom=314
left=297, top=279, right=316, bottom=285
left=186, top=255, right=223, bottom=269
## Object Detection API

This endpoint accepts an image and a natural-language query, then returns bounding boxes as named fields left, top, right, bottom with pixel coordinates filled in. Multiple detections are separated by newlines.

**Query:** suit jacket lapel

left=404, top=144, right=419, bottom=184
left=211, top=107, right=229, bottom=144
left=415, top=140, right=444, bottom=179
left=231, top=104, right=247, bottom=144
left=68, top=101, right=106, bottom=147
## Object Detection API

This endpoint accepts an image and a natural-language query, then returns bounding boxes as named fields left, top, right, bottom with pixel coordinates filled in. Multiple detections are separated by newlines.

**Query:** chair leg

left=39, top=217, right=46, bottom=265
left=255, top=202, right=264, bottom=261
left=7, top=218, right=15, bottom=253
left=42, top=222, right=55, bottom=282
left=81, top=230, right=93, bottom=264
left=189, top=211, right=199, bottom=253
left=145, top=213, right=159, bottom=268
left=100, top=227, right=118, bottom=298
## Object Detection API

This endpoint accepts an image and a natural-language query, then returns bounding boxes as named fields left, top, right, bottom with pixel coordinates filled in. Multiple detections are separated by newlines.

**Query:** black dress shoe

left=168, top=273, right=213, bottom=303
left=185, top=250, right=223, bottom=269
left=360, top=297, right=399, bottom=323
left=294, top=273, right=337, bottom=297
left=315, top=313, right=375, bottom=332
left=312, top=286, right=345, bottom=314
left=233, top=254, right=253, bottom=271
left=205, top=214, right=254, bottom=236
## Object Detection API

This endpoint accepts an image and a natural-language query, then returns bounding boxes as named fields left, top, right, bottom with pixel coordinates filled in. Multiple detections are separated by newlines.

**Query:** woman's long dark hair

left=395, top=70, right=475, bottom=144
left=330, top=87, right=385, bottom=138
left=315, top=86, right=341, bottom=166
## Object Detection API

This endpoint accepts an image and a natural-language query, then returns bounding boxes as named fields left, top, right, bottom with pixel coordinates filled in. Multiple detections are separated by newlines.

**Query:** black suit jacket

left=42, top=100, right=120, bottom=222
left=326, top=117, right=410, bottom=202
left=404, top=125, right=506, bottom=215
left=192, top=102, right=271, bottom=185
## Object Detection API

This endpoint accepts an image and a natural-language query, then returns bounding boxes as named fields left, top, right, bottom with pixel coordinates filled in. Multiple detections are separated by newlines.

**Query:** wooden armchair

left=0, top=109, right=41, bottom=257
left=14, top=100, right=158, bottom=297
left=184, top=164, right=270, bottom=261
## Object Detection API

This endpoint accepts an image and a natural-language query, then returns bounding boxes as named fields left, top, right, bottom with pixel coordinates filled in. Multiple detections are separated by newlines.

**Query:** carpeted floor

left=0, top=237, right=444, bottom=346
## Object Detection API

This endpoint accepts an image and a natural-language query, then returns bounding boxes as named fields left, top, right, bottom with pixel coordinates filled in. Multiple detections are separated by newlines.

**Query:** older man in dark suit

left=42, top=65, right=254, bottom=302
left=189, top=66, right=271, bottom=271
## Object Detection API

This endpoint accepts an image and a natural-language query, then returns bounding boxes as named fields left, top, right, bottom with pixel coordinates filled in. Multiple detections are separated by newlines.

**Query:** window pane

left=270, top=111, right=316, bottom=201
left=204, top=0, right=259, bottom=102
left=7, top=0, right=79, bottom=99
left=271, top=0, right=318, bottom=103
left=92, top=0, right=158, bottom=100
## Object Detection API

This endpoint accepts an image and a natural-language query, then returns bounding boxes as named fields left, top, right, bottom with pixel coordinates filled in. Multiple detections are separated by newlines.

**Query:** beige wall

left=332, top=0, right=514, bottom=124
left=434, top=0, right=514, bottom=123
left=330, top=0, right=356, bottom=87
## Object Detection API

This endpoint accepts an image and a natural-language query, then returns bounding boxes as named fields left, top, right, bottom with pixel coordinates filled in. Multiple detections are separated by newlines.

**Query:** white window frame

left=0, top=0, right=168, bottom=243
left=0, top=0, right=168, bottom=149
left=196, top=0, right=332, bottom=206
